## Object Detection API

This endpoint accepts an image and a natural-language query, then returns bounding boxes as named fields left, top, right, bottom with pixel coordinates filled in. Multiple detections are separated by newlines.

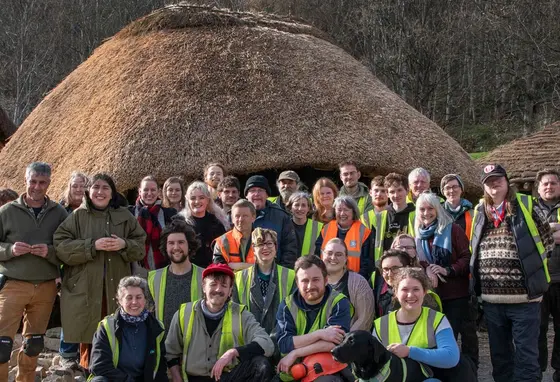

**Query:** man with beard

left=360, top=175, right=389, bottom=229
left=203, top=162, right=226, bottom=202
left=338, top=160, right=372, bottom=215
left=275, top=255, right=352, bottom=381
left=268, top=171, right=301, bottom=211
left=148, top=217, right=204, bottom=331
left=535, top=169, right=560, bottom=380
left=217, top=176, right=241, bottom=225
left=245, top=175, right=298, bottom=269
left=165, top=263, right=275, bottom=382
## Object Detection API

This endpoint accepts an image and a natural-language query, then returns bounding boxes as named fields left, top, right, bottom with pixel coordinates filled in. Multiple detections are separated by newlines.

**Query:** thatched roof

left=481, top=121, right=560, bottom=189
left=0, top=106, right=16, bottom=146
left=0, top=4, right=480, bottom=197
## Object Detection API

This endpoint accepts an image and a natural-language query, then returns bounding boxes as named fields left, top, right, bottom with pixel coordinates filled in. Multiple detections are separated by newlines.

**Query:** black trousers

left=539, top=282, right=560, bottom=372
left=431, top=354, right=478, bottom=382
left=442, top=296, right=479, bottom=367
left=188, top=356, right=273, bottom=382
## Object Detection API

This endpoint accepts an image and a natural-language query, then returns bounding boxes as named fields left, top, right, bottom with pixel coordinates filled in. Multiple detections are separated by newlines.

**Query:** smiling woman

left=54, top=173, right=147, bottom=370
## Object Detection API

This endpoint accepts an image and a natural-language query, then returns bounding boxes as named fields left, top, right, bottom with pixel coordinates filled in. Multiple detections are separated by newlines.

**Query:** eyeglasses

left=395, top=245, right=415, bottom=251
left=443, top=185, right=461, bottom=192
left=382, top=266, right=402, bottom=274
left=323, top=251, right=346, bottom=259
left=254, top=241, right=275, bottom=249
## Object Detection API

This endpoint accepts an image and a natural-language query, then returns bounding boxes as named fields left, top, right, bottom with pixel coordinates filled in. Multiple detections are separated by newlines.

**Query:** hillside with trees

left=1, top=0, right=558, bottom=152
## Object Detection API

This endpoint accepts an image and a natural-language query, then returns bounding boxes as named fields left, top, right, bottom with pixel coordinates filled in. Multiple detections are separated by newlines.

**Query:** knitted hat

left=244, top=175, right=271, bottom=196
left=440, top=174, right=465, bottom=194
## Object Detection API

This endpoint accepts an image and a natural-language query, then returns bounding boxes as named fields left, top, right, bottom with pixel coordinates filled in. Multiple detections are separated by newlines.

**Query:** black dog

left=332, top=330, right=432, bottom=382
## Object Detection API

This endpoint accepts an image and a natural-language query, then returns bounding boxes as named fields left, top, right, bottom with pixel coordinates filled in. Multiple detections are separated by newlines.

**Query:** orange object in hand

left=290, top=352, right=347, bottom=382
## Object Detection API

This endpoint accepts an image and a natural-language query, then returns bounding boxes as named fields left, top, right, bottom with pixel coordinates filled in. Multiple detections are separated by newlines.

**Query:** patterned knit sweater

left=478, top=209, right=554, bottom=304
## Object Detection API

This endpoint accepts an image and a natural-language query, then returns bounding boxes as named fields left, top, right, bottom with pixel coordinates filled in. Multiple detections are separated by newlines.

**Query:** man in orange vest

left=314, top=195, right=373, bottom=279
left=213, top=199, right=256, bottom=270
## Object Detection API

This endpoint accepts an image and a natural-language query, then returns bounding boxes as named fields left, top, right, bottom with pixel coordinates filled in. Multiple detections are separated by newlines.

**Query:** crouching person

left=88, top=276, right=167, bottom=382
left=166, top=263, right=274, bottom=382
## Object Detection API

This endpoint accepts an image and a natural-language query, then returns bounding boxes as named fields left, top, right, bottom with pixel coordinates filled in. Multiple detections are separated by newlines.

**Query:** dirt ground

left=476, top=322, right=554, bottom=382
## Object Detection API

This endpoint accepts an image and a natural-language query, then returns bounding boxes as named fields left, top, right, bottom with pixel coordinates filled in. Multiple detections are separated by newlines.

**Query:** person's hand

left=387, top=343, right=410, bottom=358
left=318, top=325, right=345, bottom=344
left=428, top=264, right=448, bottom=276
left=95, top=236, right=126, bottom=252
left=30, top=244, right=48, bottom=258
left=426, top=267, right=439, bottom=288
left=12, top=242, right=31, bottom=256
left=553, top=230, right=560, bottom=245
left=211, top=348, right=238, bottom=380
left=277, top=351, right=298, bottom=374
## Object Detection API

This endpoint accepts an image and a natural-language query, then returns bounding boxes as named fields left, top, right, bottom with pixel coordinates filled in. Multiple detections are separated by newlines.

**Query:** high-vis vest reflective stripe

left=360, top=209, right=376, bottom=230
left=97, top=315, right=164, bottom=380
left=235, top=264, right=295, bottom=306
left=301, top=219, right=324, bottom=256
left=179, top=300, right=245, bottom=381
left=369, top=272, right=442, bottom=312
left=148, top=265, right=203, bottom=323
left=516, top=193, right=550, bottom=282
left=357, top=197, right=367, bottom=215
left=375, top=307, right=444, bottom=349
left=268, top=196, right=280, bottom=203
left=285, top=290, right=347, bottom=337
left=216, top=231, right=255, bottom=263
left=464, top=210, right=473, bottom=239
left=373, top=211, right=415, bottom=262
left=320, top=221, right=370, bottom=272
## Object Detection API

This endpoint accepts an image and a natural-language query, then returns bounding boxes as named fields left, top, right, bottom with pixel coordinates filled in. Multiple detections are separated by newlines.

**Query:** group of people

left=0, top=159, right=558, bottom=382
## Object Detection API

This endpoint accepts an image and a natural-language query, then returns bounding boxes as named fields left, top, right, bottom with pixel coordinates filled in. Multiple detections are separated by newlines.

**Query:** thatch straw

left=0, top=4, right=480, bottom=197
left=481, top=121, right=560, bottom=184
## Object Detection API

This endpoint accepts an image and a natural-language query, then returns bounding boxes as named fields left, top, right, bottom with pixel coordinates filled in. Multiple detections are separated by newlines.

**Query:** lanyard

left=491, top=202, right=507, bottom=228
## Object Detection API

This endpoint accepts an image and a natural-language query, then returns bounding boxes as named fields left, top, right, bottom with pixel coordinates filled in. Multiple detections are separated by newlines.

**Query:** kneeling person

left=166, top=263, right=275, bottom=382
left=276, top=256, right=352, bottom=381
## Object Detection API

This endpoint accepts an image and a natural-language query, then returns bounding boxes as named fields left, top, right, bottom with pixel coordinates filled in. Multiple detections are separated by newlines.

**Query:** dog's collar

left=359, top=359, right=392, bottom=382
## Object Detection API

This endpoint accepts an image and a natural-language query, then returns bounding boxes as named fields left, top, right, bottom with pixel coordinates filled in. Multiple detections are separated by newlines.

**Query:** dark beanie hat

left=244, top=175, right=271, bottom=196
left=440, top=174, right=465, bottom=194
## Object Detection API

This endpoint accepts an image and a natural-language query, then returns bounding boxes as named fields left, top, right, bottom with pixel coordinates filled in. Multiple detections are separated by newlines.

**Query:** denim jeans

left=484, top=301, right=541, bottom=382
left=59, top=328, right=79, bottom=359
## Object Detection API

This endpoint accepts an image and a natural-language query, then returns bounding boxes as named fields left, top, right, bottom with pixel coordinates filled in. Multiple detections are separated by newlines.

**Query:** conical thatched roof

left=0, top=4, right=480, bottom=197
left=481, top=121, right=560, bottom=189
left=0, top=106, right=16, bottom=147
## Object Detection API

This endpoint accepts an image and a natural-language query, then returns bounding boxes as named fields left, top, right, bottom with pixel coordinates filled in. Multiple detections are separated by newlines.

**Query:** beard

left=169, top=251, right=189, bottom=264
left=280, top=189, right=293, bottom=201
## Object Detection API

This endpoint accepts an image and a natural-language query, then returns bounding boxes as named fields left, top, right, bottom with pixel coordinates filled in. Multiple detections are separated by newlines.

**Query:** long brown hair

left=162, top=176, right=185, bottom=209
left=312, top=177, right=338, bottom=223
left=483, top=183, right=516, bottom=220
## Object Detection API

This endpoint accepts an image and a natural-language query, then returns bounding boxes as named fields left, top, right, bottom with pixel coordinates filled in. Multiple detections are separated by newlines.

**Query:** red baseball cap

left=202, top=263, right=234, bottom=281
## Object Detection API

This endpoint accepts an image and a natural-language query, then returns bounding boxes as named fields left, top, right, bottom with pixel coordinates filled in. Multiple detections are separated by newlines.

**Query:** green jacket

left=0, top=195, right=68, bottom=282
left=54, top=204, right=146, bottom=343
left=339, top=182, right=373, bottom=215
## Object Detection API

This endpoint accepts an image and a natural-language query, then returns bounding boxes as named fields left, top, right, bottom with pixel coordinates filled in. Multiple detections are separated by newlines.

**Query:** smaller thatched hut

left=0, top=106, right=16, bottom=149
left=481, top=121, right=560, bottom=191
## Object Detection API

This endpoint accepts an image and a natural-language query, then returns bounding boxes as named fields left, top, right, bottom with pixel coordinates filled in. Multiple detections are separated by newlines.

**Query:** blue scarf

left=443, top=199, right=473, bottom=221
left=120, top=308, right=149, bottom=323
left=417, top=220, right=453, bottom=266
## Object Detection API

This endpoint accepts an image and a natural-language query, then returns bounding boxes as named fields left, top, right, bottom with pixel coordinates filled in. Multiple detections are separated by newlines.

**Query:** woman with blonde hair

left=60, top=171, right=89, bottom=212
left=162, top=176, right=185, bottom=210
left=180, top=181, right=229, bottom=267
left=311, top=177, right=338, bottom=224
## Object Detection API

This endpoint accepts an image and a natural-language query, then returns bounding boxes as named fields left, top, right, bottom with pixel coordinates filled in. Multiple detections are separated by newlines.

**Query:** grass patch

left=469, top=152, right=488, bottom=160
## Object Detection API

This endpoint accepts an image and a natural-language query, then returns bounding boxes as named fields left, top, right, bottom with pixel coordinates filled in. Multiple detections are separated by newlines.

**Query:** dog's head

left=332, top=330, right=390, bottom=379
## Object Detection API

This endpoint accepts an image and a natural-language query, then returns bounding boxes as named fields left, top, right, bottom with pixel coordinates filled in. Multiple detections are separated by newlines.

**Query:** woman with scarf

left=440, top=174, right=474, bottom=238
left=414, top=192, right=471, bottom=340
left=89, top=276, right=167, bottom=382
left=181, top=181, right=229, bottom=268
left=54, top=173, right=146, bottom=370
left=130, top=176, right=177, bottom=273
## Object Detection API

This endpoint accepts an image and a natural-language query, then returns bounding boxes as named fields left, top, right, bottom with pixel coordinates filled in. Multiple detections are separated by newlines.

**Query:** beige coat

left=165, top=300, right=274, bottom=377
left=54, top=205, right=146, bottom=343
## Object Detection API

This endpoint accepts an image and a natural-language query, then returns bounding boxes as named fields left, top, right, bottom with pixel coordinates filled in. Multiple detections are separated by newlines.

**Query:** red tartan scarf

left=135, top=198, right=166, bottom=270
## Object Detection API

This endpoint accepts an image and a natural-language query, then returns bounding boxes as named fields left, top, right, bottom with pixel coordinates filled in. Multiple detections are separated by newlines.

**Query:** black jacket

left=89, top=311, right=167, bottom=382
left=254, top=201, right=297, bottom=268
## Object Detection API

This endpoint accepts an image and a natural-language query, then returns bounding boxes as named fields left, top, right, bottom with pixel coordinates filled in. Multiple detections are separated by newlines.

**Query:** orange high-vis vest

left=464, top=210, right=473, bottom=239
left=320, top=221, right=371, bottom=272
left=215, top=229, right=255, bottom=264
